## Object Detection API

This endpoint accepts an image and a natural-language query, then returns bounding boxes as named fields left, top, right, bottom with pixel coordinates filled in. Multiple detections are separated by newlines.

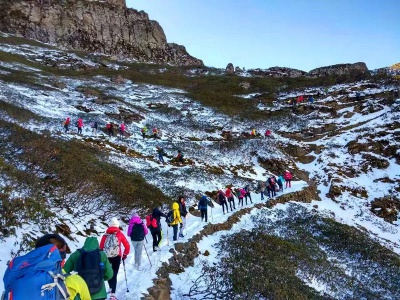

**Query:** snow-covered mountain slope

left=0, top=35, right=399, bottom=299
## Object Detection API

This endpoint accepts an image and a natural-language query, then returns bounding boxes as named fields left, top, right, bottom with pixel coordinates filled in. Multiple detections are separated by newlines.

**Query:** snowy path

left=115, top=181, right=307, bottom=300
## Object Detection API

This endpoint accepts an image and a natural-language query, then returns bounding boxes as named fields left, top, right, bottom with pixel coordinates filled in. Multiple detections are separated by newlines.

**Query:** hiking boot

left=155, top=246, right=161, bottom=251
left=136, top=265, right=143, bottom=271
left=110, top=293, right=117, bottom=300
left=179, top=233, right=184, bottom=238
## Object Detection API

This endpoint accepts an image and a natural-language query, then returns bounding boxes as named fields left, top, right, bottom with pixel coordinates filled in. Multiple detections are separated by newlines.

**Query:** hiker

left=149, top=207, right=166, bottom=251
left=265, top=180, right=271, bottom=199
left=177, top=150, right=184, bottom=165
left=297, top=95, right=304, bottom=104
left=251, top=128, right=256, bottom=136
left=35, top=234, right=91, bottom=300
left=218, top=189, right=229, bottom=214
left=77, top=118, right=84, bottom=135
left=119, top=123, right=126, bottom=139
left=152, top=127, right=158, bottom=138
left=198, top=196, right=208, bottom=222
left=258, top=180, right=266, bottom=200
left=127, top=211, right=148, bottom=271
left=141, top=126, right=147, bottom=139
left=63, top=237, right=113, bottom=300
left=284, top=170, right=293, bottom=188
left=91, top=121, right=98, bottom=135
left=264, top=129, right=271, bottom=138
left=356, top=92, right=361, bottom=101
left=308, top=95, right=314, bottom=103
left=64, top=117, right=71, bottom=133
left=244, top=185, right=253, bottom=205
left=156, top=146, right=165, bottom=164
left=99, top=217, right=130, bottom=299
left=225, top=186, right=236, bottom=210
left=277, top=176, right=284, bottom=193
left=268, top=176, right=277, bottom=198
left=170, top=202, right=182, bottom=241
left=178, top=196, right=188, bottom=237
left=238, top=188, right=246, bottom=206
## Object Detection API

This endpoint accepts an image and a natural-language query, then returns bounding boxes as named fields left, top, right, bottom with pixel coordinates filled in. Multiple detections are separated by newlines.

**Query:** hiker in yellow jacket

left=171, top=202, right=182, bottom=241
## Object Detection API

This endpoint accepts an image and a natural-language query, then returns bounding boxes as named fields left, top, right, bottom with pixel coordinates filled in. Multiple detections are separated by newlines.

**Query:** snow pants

left=131, top=240, right=144, bottom=266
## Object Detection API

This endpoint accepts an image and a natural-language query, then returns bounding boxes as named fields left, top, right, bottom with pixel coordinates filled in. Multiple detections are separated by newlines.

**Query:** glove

left=122, top=254, right=127, bottom=261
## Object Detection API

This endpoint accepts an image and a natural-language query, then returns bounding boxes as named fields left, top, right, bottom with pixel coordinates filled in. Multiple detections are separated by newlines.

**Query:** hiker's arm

left=102, top=253, right=114, bottom=281
left=63, top=252, right=77, bottom=273
left=120, top=233, right=130, bottom=256
left=99, top=235, right=106, bottom=250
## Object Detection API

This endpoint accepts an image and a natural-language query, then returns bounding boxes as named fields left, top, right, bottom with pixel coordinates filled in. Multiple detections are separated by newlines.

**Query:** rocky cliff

left=0, top=0, right=203, bottom=66
left=308, top=62, right=370, bottom=78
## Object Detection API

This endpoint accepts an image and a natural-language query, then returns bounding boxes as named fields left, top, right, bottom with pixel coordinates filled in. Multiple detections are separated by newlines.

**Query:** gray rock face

left=0, top=0, right=203, bottom=67
left=248, top=67, right=306, bottom=78
left=308, top=62, right=370, bottom=78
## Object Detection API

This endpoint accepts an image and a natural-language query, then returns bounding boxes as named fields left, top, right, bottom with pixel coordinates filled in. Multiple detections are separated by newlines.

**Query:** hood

left=172, top=202, right=179, bottom=210
left=201, top=196, right=207, bottom=201
left=106, top=227, right=121, bottom=234
left=83, top=237, right=99, bottom=251
left=129, top=215, right=143, bottom=225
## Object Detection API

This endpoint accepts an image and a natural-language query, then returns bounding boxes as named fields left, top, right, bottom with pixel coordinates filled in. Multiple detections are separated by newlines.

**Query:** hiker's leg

left=151, top=230, right=157, bottom=250
left=108, top=256, right=121, bottom=293
left=180, top=217, right=185, bottom=235
left=157, top=230, right=162, bottom=247
left=172, top=224, right=178, bottom=241
left=137, top=241, right=144, bottom=266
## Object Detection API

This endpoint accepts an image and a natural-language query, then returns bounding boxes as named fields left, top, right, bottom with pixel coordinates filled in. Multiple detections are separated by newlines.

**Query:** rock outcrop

left=0, top=0, right=203, bottom=66
left=248, top=66, right=306, bottom=78
left=308, top=62, right=370, bottom=78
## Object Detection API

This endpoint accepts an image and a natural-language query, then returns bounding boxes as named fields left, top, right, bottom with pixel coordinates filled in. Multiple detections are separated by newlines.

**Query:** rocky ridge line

left=0, top=0, right=203, bottom=67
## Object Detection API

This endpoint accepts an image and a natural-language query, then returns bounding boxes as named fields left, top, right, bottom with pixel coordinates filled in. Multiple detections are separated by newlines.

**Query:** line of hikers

left=2, top=170, right=293, bottom=300
left=63, top=117, right=127, bottom=138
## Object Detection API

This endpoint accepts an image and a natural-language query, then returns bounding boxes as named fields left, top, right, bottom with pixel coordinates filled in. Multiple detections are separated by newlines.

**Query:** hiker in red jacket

left=99, top=217, right=130, bottom=299
left=284, top=170, right=293, bottom=188
left=119, top=123, right=126, bottom=139
left=225, top=186, right=236, bottom=210
left=77, top=118, right=84, bottom=135
left=264, top=129, right=271, bottom=138
left=64, top=117, right=71, bottom=133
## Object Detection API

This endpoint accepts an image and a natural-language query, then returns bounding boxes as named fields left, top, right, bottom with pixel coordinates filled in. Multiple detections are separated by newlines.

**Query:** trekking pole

left=143, top=243, right=152, bottom=267
left=211, top=206, right=213, bottom=222
left=166, top=226, right=169, bottom=246
left=122, top=259, right=130, bottom=293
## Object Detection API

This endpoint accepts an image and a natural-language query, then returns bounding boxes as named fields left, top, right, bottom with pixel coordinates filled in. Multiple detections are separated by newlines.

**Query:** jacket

left=65, top=274, right=91, bottom=300
left=99, top=227, right=130, bottom=257
left=225, top=188, right=232, bottom=198
left=179, top=201, right=188, bottom=217
left=127, top=215, right=149, bottom=238
left=284, top=171, right=293, bottom=180
left=238, top=188, right=246, bottom=198
left=198, top=196, right=208, bottom=210
left=63, top=237, right=113, bottom=300
left=77, top=119, right=83, bottom=127
left=171, top=202, right=182, bottom=225
left=152, top=208, right=166, bottom=232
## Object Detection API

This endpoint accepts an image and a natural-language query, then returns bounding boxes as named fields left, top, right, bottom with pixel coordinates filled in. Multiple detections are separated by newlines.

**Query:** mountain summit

left=0, top=0, right=203, bottom=66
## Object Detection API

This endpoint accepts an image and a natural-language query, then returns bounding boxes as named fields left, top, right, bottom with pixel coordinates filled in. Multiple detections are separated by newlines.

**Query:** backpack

left=103, top=233, right=119, bottom=258
left=3, top=244, right=69, bottom=300
left=165, top=210, right=174, bottom=225
left=145, top=215, right=158, bottom=229
left=130, top=223, right=145, bottom=241
left=218, top=192, right=225, bottom=204
left=76, top=249, right=104, bottom=294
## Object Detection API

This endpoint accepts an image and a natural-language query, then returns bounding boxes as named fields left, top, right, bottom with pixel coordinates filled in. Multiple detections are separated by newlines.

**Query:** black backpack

left=76, top=249, right=104, bottom=294
left=130, top=223, right=145, bottom=241
left=165, top=210, right=174, bottom=225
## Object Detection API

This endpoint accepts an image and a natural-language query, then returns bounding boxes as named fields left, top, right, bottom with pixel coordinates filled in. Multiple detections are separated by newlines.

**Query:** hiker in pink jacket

left=119, top=123, right=126, bottom=139
left=238, top=188, right=247, bottom=207
left=284, top=170, right=293, bottom=188
left=127, top=211, right=148, bottom=270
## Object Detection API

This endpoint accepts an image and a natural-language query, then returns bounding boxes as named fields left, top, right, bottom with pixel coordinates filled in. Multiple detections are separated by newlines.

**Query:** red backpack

left=145, top=215, right=158, bottom=229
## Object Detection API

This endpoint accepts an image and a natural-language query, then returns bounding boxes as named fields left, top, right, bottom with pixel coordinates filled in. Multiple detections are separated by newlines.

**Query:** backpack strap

left=40, top=272, right=70, bottom=300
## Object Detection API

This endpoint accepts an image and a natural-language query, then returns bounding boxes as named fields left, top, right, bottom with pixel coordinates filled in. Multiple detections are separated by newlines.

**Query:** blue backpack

left=2, top=244, right=69, bottom=300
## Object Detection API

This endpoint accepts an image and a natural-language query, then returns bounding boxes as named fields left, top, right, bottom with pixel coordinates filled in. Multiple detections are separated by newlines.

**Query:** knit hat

left=109, top=217, right=120, bottom=228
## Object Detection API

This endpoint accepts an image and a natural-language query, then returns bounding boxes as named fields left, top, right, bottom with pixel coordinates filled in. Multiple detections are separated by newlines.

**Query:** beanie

left=109, top=217, right=120, bottom=228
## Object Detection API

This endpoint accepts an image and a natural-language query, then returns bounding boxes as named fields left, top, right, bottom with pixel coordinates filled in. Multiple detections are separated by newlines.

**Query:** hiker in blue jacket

left=198, top=196, right=208, bottom=222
